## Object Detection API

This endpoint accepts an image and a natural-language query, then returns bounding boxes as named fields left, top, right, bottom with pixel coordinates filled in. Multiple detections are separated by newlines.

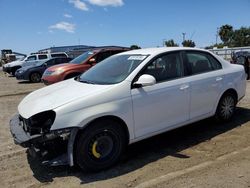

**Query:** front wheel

left=215, top=93, right=237, bottom=121
left=76, top=120, right=126, bottom=172
left=30, top=72, right=41, bottom=83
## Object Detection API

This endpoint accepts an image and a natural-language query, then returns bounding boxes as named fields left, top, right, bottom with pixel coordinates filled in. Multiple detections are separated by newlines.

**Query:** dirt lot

left=0, top=71, right=250, bottom=188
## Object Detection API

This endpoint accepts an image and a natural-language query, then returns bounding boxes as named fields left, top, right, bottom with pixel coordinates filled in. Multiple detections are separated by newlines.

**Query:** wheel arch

left=220, top=88, right=238, bottom=101
left=213, top=88, right=238, bottom=116
left=69, top=115, right=130, bottom=166
left=76, top=115, right=130, bottom=145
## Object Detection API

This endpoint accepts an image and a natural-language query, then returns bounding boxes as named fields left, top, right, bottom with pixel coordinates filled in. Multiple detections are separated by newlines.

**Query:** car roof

left=91, top=48, right=129, bottom=53
left=119, top=47, right=210, bottom=56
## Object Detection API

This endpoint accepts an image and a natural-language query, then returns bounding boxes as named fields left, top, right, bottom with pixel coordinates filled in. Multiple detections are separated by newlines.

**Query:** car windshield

left=18, top=57, right=26, bottom=61
left=79, top=54, right=148, bottom=85
left=70, top=51, right=95, bottom=64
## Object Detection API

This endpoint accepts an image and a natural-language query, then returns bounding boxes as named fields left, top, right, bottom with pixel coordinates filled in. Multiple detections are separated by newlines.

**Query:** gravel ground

left=0, top=71, right=250, bottom=188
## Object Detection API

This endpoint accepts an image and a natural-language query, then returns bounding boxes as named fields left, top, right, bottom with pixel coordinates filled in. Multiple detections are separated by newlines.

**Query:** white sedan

left=10, top=47, right=246, bottom=171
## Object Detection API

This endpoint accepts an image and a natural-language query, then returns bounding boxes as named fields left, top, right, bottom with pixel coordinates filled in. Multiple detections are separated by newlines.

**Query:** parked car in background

left=41, top=48, right=129, bottom=85
left=231, top=51, right=250, bottom=80
left=3, top=56, right=26, bottom=75
left=10, top=47, right=246, bottom=172
left=3, top=52, right=68, bottom=75
left=15, top=57, right=72, bottom=83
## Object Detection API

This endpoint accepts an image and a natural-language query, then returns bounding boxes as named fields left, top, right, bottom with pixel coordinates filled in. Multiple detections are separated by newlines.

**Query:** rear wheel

left=216, top=93, right=237, bottom=121
left=30, top=72, right=41, bottom=83
left=76, top=119, right=126, bottom=172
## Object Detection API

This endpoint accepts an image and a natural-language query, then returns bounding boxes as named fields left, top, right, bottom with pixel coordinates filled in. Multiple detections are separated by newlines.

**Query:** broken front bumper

left=2, top=66, right=11, bottom=74
left=10, top=114, right=78, bottom=166
left=10, top=114, right=41, bottom=147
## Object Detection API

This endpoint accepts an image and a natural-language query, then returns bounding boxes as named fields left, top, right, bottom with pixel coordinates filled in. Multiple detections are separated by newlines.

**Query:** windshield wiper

left=79, top=79, right=96, bottom=84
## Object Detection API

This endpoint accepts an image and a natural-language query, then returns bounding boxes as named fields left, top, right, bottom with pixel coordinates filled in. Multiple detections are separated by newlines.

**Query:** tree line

left=205, top=25, right=250, bottom=49
left=155, top=24, right=250, bottom=48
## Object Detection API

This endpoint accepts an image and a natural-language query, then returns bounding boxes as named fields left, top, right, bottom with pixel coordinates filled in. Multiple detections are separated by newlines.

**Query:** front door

left=131, top=52, right=190, bottom=138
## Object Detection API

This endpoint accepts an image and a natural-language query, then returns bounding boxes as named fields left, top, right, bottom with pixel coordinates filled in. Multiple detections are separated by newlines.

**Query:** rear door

left=183, top=51, right=224, bottom=119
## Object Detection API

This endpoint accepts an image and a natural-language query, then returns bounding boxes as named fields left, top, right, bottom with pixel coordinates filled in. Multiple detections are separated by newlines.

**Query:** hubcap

left=220, top=96, right=235, bottom=119
left=31, top=73, right=40, bottom=82
left=89, top=132, right=114, bottom=160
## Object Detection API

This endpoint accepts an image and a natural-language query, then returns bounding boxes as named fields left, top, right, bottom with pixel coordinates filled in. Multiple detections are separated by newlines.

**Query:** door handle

left=180, top=84, right=189, bottom=90
left=216, top=77, right=223, bottom=81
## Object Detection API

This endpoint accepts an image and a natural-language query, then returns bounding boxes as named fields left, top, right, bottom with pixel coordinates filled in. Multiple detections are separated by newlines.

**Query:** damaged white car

left=10, top=47, right=246, bottom=171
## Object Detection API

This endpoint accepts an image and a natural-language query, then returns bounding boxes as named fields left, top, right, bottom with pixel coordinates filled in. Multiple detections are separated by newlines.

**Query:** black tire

left=30, top=72, right=41, bottom=83
left=215, top=92, right=237, bottom=121
left=76, top=119, right=126, bottom=172
left=11, top=71, right=16, bottom=76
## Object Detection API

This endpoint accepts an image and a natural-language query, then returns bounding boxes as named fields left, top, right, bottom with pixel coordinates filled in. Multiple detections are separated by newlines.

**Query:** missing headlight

left=28, top=110, right=56, bottom=135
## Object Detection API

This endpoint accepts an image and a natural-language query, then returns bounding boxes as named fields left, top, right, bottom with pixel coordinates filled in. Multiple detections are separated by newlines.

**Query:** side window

left=46, top=59, right=55, bottom=66
left=185, top=52, right=222, bottom=75
left=38, top=55, right=48, bottom=60
left=95, top=51, right=111, bottom=63
left=141, top=52, right=183, bottom=82
left=206, top=54, right=222, bottom=70
left=55, top=58, right=63, bottom=64
left=51, top=53, right=67, bottom=58
left=110, top=50, right=123, bottom=55
left=27, top=55, right=37, bottom=61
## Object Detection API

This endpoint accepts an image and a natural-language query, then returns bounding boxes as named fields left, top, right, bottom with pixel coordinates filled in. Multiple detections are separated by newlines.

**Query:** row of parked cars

left=3, top=47, right=129, bottom=84
left=6, top=47, right=247, bottom=172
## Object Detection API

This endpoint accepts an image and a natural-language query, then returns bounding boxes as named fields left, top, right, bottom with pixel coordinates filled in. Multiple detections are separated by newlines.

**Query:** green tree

left=130, top=45, right=141, bottom=50
left=231, top=27, right=250, bottom=47
left=219, top=24, right=233, bottom=46
left=164, top=39, right=179, bottom=47
left=182, top=40, right=196, bottom=47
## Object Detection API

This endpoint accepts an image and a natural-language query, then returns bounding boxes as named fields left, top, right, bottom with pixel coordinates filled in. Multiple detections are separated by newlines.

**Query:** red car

left=42, top=48, right=129, bottom=85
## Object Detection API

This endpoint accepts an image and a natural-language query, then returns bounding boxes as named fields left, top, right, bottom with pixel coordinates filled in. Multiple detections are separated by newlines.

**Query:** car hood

left=18, top=65, right=39, bottom=72
left=48, top=63, right=81, bottom=71
left=18, top=78, right=113, bottom=119
left=4, top=60, right=24, bottom=67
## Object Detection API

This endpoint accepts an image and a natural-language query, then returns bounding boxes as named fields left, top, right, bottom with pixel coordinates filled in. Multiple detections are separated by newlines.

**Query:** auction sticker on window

left=128, top=56, right=147, bottom=61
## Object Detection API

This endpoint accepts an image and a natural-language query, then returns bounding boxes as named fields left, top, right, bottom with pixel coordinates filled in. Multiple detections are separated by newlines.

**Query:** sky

left=0, top=0, right=250, bottom=54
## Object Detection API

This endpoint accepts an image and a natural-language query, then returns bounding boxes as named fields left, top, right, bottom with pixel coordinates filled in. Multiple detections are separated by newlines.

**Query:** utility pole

left=162, top=39, right=166, bottom=47
left=216, top=27, right=219, bottom=45
left=182, top=33, right=186, bottom=43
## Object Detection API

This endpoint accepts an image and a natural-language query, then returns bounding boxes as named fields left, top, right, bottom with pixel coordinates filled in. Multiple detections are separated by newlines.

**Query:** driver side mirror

left=88, top=58, right=96, bottom=64
left=133, top=74, right=156, bottom=88
left=43, top=63, right=48, bottom=67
